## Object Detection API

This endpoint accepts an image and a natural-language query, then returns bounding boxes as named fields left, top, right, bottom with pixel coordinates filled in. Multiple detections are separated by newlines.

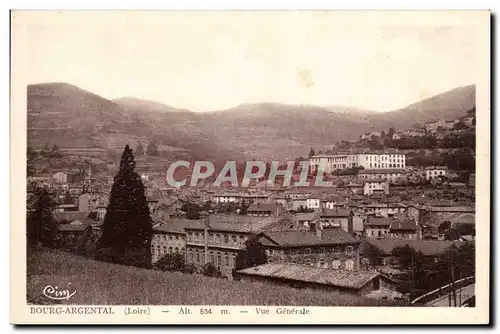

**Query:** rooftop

left=365, top=238, right=458, bottom=256
left=366, top=216, right=391, bottom=227
left=184, top=214, right=279, bottom=233
left=261, top=228, right=360, bottom=247
left=237, top=263, right=379, bottom=290
left=320, top=208, right=351, bottom=218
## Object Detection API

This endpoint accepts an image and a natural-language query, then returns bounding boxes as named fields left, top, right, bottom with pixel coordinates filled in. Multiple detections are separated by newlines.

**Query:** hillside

left=27, top=82, right=475, bottom=161
left=27, top=83, right=242, bottom=163
left=366, top=85, right=476, bottom=130
left=27, top=247, right=403, bottom=306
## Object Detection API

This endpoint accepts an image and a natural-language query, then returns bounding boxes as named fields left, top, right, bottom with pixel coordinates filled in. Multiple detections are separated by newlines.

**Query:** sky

left=17, top=11, right=478, bottom=112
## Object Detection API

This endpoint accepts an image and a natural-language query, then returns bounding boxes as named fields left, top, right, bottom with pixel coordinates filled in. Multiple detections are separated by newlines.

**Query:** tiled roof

left=453, top=213, right=475, bottom=225
left=389, top=220, right=417, bottom=231
left=53, top=211, right=90, bottom=223
left=294, top=212, right=318, bottom=221
left=359, top=169, right=405, bottom=175
left=57, top=223, right=92, bottom=232
left=366, top=216, right=391, bottom=226
left=237, top=263, right=379, bottom=290
left=247, top=203, right=277, bottom=212
left=320, top=208, right=351, bottom=217
left=184, top=214, right=279, bottom=233
left=365, top=238, right=457, bottom=256
left=153, top=219, right=203, bottom=234
left=262, top=229, right=360, bottom=247
left=424, top=206, right=475, bottom=213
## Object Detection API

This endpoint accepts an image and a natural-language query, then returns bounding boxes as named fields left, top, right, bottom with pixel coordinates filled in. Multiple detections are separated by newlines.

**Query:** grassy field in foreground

left=27, top=247, right=406, bottom=306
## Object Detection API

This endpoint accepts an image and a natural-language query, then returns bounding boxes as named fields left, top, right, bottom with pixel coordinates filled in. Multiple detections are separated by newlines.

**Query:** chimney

left=204, top=214, right=211, bottom=264
left=315, top=220, right=322, bottom=239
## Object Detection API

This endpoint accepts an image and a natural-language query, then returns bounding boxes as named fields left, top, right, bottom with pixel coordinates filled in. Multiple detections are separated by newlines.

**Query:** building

left=425, top=166, right=448, bottom=180
left=258, top=224, right=361, bottom=270
left=319, top=208, right=353, bottom=233
left=357, top=169, right=405, bottom=183
left=306, top=197, right=320, bottom=211
left=184, top=215, right=279, bottom=278
left=247, top=203, right=283, bottom=217
left=365, top=216, right=391, bottom=238
left=53, top=171, right=68, bottom=184
left=78, top=192, right=109, bottom=213
left=237, top=263, right=383, bottom=297
left=388, top=219, right=420, bottom=240
left=213, top=192, right=240, bottom=204
left=151, top=219, right=198, bottom=263
left=363, top=180, right=389, bottom=196
left=55, top=219, right=96, bottom=249
left=310, top=153, right=406, bottom=173
left=363, top=238, right=459, bottom=267
left=403, top=129, right=426, bottom=137
left=294, top=212, right=319, bottom=227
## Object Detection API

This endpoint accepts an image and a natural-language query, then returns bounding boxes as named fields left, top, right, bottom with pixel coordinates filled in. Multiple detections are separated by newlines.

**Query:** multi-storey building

left=425, top=166, right=448, bottom=180
left=318, top=208, right=353, bottom=234
left=310, top=152, right=406, bottom=174
left=247, top=202, right=284, bottom=217
left=258, top=223, right=361, bottom=270
left=364, top=216, right=391, bottom=238
left=184, top=215, right=279, bottom=278
left=151, top=219, right=197, bottom=263
left=363, top=180, right=390, bottom=196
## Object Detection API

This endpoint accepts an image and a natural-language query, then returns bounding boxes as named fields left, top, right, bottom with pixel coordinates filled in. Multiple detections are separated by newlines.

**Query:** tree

left=155, top=251, right=186, bottom=272
left=308, top=147, right=316, bottom=157
left=136, top=142, right=144, bottom=156
left=95, top=145, right=153, bottom=268
left=202, top=262, right=221, bottom=277
left=40, top=143, right=50, bottom=157
left=27, top=187, right=57, bottom=247
left=181, top=202, right=202, bottom=220
left=233, top=236, right=268, bottom=279
left=51, top=144, right=62, bottom=158
left=146, top=141, right=159, bottom=156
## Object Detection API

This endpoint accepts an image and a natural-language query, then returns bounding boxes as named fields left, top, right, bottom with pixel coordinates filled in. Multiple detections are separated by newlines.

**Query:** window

left=345, top=259, right=354, bottom=270
left=168, top=235, right=172, bottom=240
left=216, top=234, right=221, bottom=244
left=223, top=235, right=229, bottom=244
left=232, top=235, right=237, bottom=244
left=210, top=251, right=214, bottom=263
left=304, top=248, right=311, bottom=255
left=194, top=233, right=199, bottom=242
left=175, top=247, right=179, bottom=253
left=162, top=246, right=167, bottom=255
left=232, top=253, right=237, bottom=266
left=187, top=250, right=193, bottom=262
left=196, top=250, right=200, bottom=263
left=217, top=252, right=221, bottom=266
left=334, top=247, right=340, bottom=255
left=345, top=246, right=353, bottom=256
left=225, top=254, right=229, bottom=267
left=187, top=233, right=192, bottom=242
left=332, top=260, right=341, bottom=269
left=168, top=246, right=173, bottom=253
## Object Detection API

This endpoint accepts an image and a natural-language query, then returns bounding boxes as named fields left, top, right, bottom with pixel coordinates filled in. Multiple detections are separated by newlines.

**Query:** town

left=27, top=105, right=476, bottom=306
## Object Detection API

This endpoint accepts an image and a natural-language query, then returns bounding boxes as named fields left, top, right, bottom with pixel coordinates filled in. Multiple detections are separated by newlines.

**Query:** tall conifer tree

left=96, top=145, right=152, bottom=267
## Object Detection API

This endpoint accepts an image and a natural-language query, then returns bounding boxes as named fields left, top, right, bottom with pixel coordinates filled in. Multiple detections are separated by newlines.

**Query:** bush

left=202, top=263, right=221, bottom=277
left=154, top=252, right=186, bottom=272
left=94, top=247, right=115, bottom=263
left=120, top=248, right=152, bottom=269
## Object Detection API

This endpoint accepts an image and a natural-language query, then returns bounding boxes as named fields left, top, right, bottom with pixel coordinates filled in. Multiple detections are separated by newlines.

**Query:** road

left=427, top=284, right=475, bottom=307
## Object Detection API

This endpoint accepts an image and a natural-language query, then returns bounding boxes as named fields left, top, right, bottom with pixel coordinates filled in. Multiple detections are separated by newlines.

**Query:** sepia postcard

left=10, top=10, right=490, bottom=325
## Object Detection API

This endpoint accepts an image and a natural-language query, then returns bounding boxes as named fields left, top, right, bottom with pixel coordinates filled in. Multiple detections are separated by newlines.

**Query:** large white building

left=310, top=153, right=406, bottom=174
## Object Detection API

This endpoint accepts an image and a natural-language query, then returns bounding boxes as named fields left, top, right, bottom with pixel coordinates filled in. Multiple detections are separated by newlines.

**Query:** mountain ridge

left=27, top=82, right=475, bottom=160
